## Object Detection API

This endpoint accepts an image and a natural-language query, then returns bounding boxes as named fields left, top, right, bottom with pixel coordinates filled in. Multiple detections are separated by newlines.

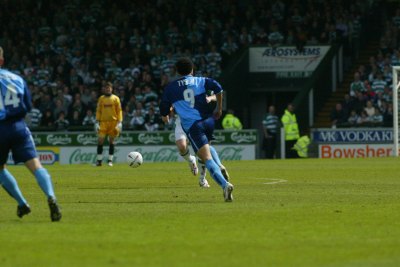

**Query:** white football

left=127, top=151, right=143, bottom=168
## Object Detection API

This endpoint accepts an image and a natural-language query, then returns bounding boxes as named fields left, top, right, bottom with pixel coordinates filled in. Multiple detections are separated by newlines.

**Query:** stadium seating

left=0, top=0, right=376, bottom=131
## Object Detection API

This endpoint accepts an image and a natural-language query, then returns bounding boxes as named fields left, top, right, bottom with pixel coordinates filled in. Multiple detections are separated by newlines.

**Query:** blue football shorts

left=184, top=117, right=215, bottom=153
left=0, top=120, right=37, bottom=165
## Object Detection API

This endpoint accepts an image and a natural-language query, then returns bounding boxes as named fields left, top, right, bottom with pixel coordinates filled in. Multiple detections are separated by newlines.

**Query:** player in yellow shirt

left=95, top=82, right=123, bottom=166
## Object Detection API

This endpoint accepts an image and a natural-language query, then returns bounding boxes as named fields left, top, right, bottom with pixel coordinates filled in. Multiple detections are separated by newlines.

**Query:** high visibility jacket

left=293, top=135, right=310, bottom=158
left=222, top=114, right=243, bottom=130
left=281, top=109, right=300, bottom=140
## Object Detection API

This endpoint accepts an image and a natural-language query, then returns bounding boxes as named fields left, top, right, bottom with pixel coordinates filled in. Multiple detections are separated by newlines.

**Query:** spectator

left=41, top=109, right=55, bottom=128
left=382, top=64, right=393, bottom=84
left=331, top=103, right=347, bottom=128
left=364, top=100, right=375, bottom=117
left=81, top=87, right=93, bottom=107
left=281, top=103, right=300, bottom=158
left=222, top=109, right=243, bottom=130
left=53, top=98, right=68, bottom=120
left=26, top=102, right=43, bottom=129
left=54, top=111, right=70, bottom=131
left=357, top=111, right=370, bottom=126
left=63, top=86, right=73, bottom=106
left=364, top=81, right=376, bottom=101
left=349, top=72, right=365, bottom=97
left=352, top=92, right=366, bottom=114
left=341, top=94, right=353, bottom=117
left=122, top=105, right=133, bottom=130
left=130, top=107, right=145, bottom=130
left=382, top=86, right=393, bottom=103
left=69, top=94, right=86, bottom=118
left=144, top=107, right=160, bottom=131
left=239, top=26, right=253, bottom=46
left=268, top=24, right=284, bottom=47
left=142, top=85, right=158, bottom=109
left=39, top=94, right=54, bottom=113
left=371, top=72, right=386, bottom=94
left=68, top=109, right=81, bottom=126
left=347, top=110, right=360, bottom=126
left=82, top=109, right=96, bottom=126
left=262, top=105, right=279, bottom=159
left=221, top=36, right=239, bottom=57
left=133, top=87, right=144, bottom=103
left=370, top=107, right=383, bottom=126
left=86, top=90, right=99, bottom=112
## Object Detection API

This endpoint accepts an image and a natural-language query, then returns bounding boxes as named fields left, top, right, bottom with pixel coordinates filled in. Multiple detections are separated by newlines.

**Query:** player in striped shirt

left=26, top=101, right=42, bottom=128
left=262, top=105, right=280, bottom=159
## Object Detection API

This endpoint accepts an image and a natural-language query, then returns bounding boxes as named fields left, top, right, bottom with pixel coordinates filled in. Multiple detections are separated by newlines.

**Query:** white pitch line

left=252, top=178, right=288, bottom=185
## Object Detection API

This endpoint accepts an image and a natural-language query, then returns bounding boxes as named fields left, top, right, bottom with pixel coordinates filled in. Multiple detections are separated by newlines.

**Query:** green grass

left=1, top=157, right=400, bottom=267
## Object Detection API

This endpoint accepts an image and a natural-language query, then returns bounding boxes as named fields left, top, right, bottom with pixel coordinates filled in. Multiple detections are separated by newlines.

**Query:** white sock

left=180, top=149, right=192, bottom=162
left=97, top=155, right=103, bottom=161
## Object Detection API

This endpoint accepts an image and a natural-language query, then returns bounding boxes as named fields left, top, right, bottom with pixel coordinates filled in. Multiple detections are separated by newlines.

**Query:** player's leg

left=209, top=145, right=230, bottom=181
left=195, top=144, right=226, bottom=187
left=175, top=123, right=198, bottom=176
left=108, top=136, right=115, bottom=167
left=25, top=158, right=62, bottom=222
left=96, top=135, right=105, bottom=166
left=196, top=158, right=209, bottom=188
left=176, top=138, right=198, bottom=176
left=196, top=144, right=233, bottom=201
left=107, top=121, right=121, bottom=167
left=187, top=120, right=233, bottom=201
left=25, top=159, right=55, bottom=199
left=97, top=121, right=110, bottom=166
left=12, top=126, right=61, bottom=221
left=198, top=147, right=230, bottom=184
left=197, top=158, right=206, bottom=178
left=0, top=165, right=31, bottom=218
left=1, top=125, right=31, bottom=218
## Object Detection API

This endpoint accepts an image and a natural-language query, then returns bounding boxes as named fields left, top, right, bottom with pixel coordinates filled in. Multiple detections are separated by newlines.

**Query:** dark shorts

left=184, top=117, right=215, bottom=153
left=0, top=120, right=37, bottom=164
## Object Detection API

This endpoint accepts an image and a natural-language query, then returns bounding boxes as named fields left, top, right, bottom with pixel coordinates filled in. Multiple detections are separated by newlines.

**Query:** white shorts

left=174, top=116, right=187, bottom=142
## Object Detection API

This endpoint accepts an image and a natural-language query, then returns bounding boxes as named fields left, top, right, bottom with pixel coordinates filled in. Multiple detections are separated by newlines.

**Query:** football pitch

left=1, top=157, right=399, bottom=267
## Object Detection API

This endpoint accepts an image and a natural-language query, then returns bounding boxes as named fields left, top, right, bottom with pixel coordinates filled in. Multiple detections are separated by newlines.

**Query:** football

left=127, top=151, right=143, bottom=168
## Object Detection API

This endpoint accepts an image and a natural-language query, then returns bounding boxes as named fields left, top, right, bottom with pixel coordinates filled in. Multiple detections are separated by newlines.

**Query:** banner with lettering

left=319, top=144, right=399, bottom=158
left=249, top=46, right=330, bottom=73
left=59, top=145, right=255, bottom=165
left=312, top=128, right=393, bottom=144
left=7, top=147, right=59, bottom=165
left=32, top=130, right=258, bottom=146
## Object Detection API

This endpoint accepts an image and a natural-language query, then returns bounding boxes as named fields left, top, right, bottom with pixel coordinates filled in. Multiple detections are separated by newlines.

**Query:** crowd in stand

left=330, top=7, right=400, bottom=128
left=0, top=0, right=369, bottom=131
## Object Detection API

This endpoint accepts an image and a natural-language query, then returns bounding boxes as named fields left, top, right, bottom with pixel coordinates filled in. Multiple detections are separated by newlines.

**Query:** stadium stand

left=0, top=0, right=379, bottom=131
left=314, top=1, right=400, bottom=128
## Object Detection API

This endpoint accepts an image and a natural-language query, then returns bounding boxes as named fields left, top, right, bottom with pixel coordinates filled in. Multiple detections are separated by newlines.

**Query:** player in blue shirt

left=160, top=58, right=234, bottom=201
left=0, top=47, right=61, bottom=221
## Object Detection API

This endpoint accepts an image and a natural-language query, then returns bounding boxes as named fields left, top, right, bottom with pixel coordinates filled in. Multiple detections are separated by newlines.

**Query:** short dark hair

left=103, top=81, right=113, bottom=90
left=175, top=57, right=194, bottom=75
